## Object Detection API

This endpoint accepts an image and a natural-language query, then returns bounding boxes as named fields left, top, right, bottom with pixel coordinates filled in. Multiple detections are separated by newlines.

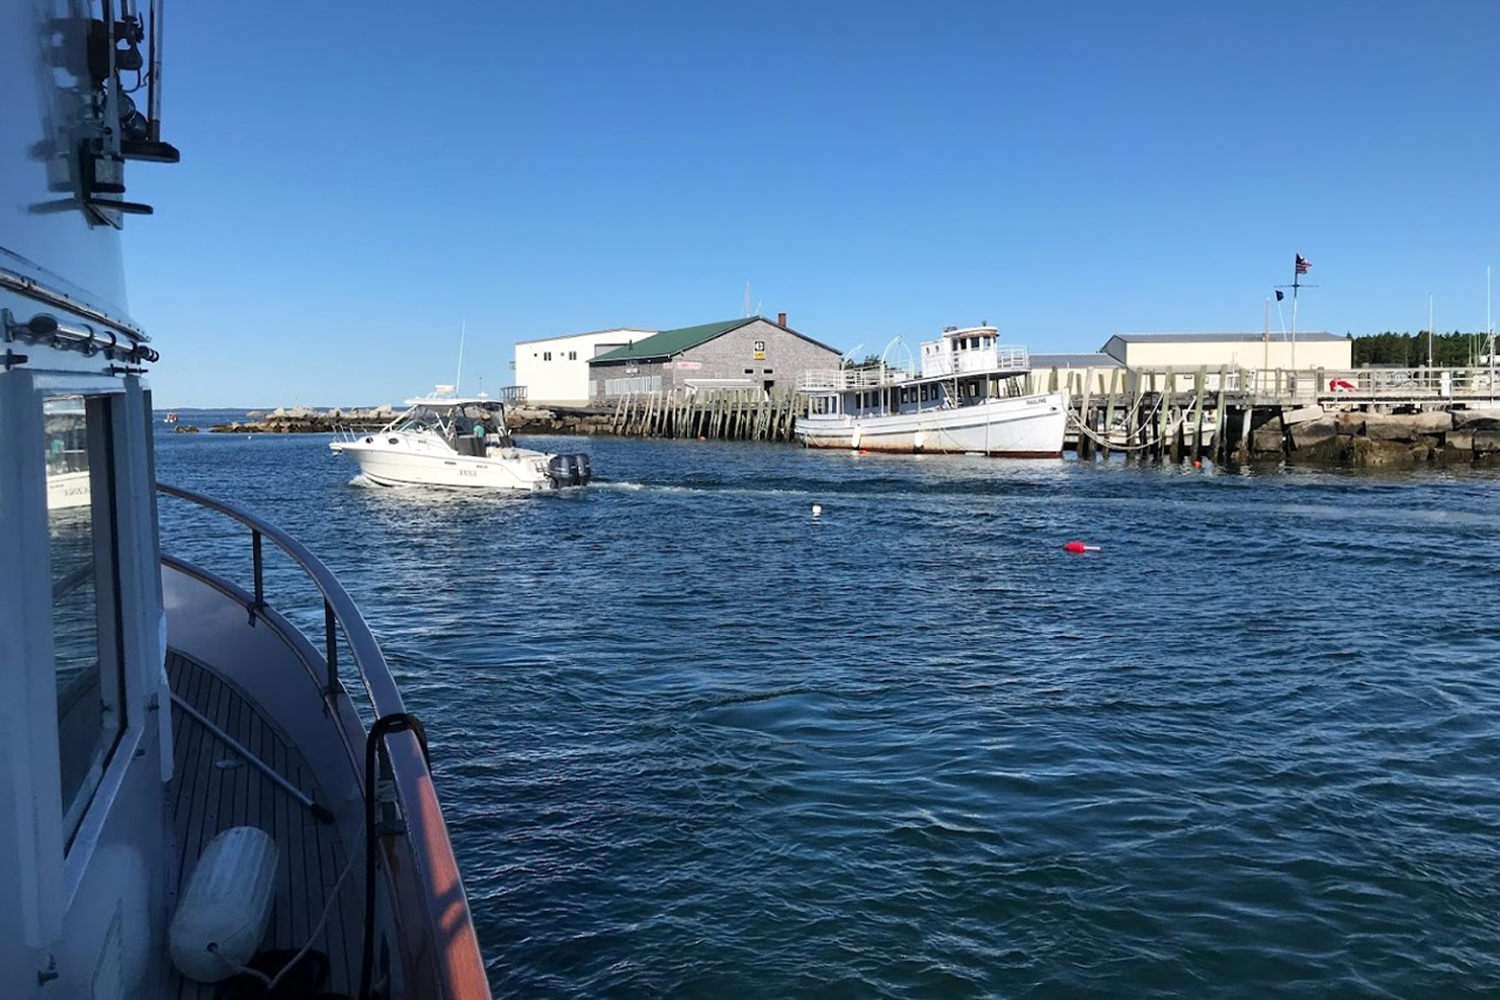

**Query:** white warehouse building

left=514, top=328, right=655, bottom=406
left=1101, top=332, right=1352, bottom=371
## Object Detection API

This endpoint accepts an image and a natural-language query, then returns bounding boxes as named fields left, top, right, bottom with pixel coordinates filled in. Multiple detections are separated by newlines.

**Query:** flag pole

left=1264, top=296, right=1270, bottom=373
left=1290, top=251, right=1300, bottom=370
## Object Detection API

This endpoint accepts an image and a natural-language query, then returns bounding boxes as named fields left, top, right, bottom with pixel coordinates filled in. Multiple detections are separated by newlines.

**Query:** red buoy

left=1062, top=541, right=1100, bottom=554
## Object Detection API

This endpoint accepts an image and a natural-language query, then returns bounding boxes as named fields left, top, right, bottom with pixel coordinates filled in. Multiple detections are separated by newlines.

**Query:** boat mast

left=455, top=319, right=466, bottom=394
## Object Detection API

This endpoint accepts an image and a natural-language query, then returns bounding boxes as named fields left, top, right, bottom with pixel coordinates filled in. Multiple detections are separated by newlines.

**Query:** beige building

left=1101, top=332, right=1352, bottom=371
left=514, top=328, right=655, bottom=406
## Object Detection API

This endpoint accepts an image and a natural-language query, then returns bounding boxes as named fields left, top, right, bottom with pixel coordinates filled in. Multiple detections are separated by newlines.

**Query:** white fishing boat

left=329, top=388, right=592, bottom=490
left=2, top=4, right=490, bottom=998
left=795, top=325, right=1068, bottom=456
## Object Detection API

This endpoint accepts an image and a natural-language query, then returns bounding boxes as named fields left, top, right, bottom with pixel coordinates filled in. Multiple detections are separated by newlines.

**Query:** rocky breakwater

left=211, top=404, right=398, bottom=433
left=1239, top=406, right=1500, bottom=466
left=504, top=405, right=618, bottom=435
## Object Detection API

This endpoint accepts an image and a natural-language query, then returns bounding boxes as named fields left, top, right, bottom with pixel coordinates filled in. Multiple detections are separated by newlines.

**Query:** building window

left=568, top=351, right=577, bottom=361
left=544, top=351, right=552, bottom=361
left=744, top=368, right=753, bottom=375
left=603, top=375, right=662, bottom=396
left=763, top=369, right=773, bottom=375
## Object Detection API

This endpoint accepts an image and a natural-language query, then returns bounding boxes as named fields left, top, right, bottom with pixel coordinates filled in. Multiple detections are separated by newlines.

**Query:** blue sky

left=125, top=1, right=1500, bottom=407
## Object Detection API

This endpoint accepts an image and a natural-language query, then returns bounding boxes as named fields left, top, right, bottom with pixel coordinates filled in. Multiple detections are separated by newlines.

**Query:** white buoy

left=811, top=504, right=822, bottom=517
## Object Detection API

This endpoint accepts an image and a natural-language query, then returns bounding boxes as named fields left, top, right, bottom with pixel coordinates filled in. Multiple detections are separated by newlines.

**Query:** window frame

left=0, top=370, right=161, bottom=942
left=51, top=392, right=128, bottom=846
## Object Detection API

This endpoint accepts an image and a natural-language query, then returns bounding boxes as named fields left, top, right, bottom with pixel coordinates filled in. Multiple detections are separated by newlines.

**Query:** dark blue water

left=154, top=413, right=1500, bottom=999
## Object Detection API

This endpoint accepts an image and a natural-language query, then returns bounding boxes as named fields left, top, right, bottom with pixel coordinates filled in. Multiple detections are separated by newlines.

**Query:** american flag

left=1295, top=254, right=1311, bottom=275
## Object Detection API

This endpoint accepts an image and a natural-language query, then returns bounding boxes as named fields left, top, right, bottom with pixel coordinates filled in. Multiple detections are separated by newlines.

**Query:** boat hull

left=795, top=392, right=1068, bottom=456
left=47, top=469, right=91, bottom=509
left=333, top=442, right=556, bottom=491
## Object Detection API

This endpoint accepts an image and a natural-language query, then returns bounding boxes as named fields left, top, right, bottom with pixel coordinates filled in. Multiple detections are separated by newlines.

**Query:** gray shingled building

left=588, top=315, right=840, bottom=400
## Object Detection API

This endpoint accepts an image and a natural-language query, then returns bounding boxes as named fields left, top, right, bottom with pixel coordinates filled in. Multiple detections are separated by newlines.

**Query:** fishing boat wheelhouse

left=795, top=325, right=1069, bottom=456
left=1, top=3, right=491, bottom=997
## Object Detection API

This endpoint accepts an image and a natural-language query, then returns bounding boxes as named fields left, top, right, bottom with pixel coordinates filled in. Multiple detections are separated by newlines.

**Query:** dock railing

left=1031, top=364, right=1500, bottom=408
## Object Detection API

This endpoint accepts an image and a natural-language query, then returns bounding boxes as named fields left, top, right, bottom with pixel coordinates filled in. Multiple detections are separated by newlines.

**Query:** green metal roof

left=590, top=318, right=757, bottom=364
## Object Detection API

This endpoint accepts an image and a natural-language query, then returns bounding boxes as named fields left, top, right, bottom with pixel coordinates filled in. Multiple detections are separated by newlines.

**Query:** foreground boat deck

left=166, top=649, right=362, bottom=997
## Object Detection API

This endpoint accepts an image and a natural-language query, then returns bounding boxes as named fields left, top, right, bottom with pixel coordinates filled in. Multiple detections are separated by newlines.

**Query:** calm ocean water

left=154, top=412, right=1500, bottom=999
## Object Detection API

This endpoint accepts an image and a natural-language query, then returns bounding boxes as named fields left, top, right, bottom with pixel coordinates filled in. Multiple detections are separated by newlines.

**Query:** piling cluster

left=585, top=392, right=802, bottom=442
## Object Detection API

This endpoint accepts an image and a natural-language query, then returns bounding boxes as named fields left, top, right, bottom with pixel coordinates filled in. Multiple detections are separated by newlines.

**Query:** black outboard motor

left=546, top=453, right=593, bottom=488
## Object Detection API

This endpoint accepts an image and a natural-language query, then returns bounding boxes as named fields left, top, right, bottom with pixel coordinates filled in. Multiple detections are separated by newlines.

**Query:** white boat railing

left=156, top=483, right=492, bottom=999
left=920, top=345, right=1031, bottom=378
left=798, top=367, right=914, bottom=392
left=799, top=351, right=1036, bottom=393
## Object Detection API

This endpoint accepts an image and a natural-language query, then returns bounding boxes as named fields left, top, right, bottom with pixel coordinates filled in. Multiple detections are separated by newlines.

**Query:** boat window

left=44, top=393, right=125, bottom=848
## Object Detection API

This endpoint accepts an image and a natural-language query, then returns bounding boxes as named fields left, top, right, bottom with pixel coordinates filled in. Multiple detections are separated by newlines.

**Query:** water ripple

left=155, top=421, right=1500, bottom=998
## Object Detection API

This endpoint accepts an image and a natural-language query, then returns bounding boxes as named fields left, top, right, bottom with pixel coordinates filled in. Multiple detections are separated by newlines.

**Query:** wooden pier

left=503, top=364, right=1500, bottom=466
left=602, top=389, right=804, bottom=442
left=1034, top=364, right=1500, bottom=464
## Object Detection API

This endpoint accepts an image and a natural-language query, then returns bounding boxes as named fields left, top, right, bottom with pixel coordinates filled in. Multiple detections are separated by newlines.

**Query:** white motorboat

left=44, top=397, right=91, bottom=510
left=2, top=4, right=491, bottom=998
left=795, top=325, right=1069, bottom=456
left=330, top=390, right=592, bottom=490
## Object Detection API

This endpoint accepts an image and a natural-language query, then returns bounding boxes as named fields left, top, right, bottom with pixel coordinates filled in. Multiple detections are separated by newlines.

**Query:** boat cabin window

left=44, top=393, right=125, bottom=848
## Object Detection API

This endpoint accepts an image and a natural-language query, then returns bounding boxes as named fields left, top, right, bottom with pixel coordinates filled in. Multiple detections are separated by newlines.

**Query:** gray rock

left=1251, top=426, right=1284, bottom=453
left=1452, top=409, right=1500, bottom=431
left=1411, top=411, right=1456, bottom=433
left=1474, top=429, right=1500, bottom=453
left=1332, top=411, right=1365, bottom=435
left=1288, top=418, right=1338, bottom=449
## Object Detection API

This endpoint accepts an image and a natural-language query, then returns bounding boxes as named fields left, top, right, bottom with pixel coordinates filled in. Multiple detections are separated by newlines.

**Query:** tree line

left=1350, top=331, right=1496, bottom=366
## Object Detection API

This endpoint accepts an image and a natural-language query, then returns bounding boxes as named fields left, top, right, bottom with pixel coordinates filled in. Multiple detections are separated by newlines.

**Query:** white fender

left=169, top=827, right=278, bottom=982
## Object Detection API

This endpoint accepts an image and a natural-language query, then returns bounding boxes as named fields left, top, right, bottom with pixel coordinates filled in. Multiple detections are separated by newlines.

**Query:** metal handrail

left=156, top=483, right=491, bottom=1000
left=798, top=367, right=911, bottom=392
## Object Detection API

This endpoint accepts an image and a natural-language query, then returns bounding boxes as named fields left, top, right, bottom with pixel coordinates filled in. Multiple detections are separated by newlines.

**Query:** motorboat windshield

left=385, top=397, right=513, bottom=446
